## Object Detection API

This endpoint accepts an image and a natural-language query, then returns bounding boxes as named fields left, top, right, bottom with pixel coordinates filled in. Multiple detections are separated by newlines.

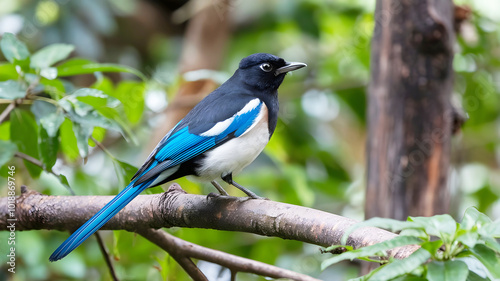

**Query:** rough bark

left=366, top=0, right=455, bottom=220
left=0, top=185, right=418, bottom=260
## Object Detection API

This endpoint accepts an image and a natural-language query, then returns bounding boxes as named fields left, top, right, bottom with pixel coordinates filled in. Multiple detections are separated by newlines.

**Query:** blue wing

left=132, top=94, right=264, bottom=186
left=50, top=95, right=264, bottom=261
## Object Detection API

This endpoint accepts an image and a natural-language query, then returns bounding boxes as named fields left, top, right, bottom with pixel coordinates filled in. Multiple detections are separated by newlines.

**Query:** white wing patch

left=200, top=117, right=234, bottom=137
left=200, top=98, right=262, bottom=137
left=236, top=98, right=261, bottom=115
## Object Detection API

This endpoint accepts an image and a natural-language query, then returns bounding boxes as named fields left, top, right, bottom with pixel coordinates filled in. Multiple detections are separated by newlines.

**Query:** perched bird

left=49, top=53, right=306, bottom=261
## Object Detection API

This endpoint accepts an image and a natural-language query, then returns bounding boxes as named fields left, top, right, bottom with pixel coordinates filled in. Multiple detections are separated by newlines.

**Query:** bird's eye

left=260, top=63, right=273, bottom=72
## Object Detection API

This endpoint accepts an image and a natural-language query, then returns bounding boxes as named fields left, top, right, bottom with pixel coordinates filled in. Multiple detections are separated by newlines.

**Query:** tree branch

left=138, top=228, right=320, bottom=281
left=0, top=184, right=418, bottom=260
left=0, top=100, right=18, bottom=125
left=14, top=152, right=75, bottom=195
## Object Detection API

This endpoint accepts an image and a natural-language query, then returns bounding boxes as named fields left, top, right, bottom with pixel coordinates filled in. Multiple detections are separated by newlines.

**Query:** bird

left=49, top=53, right=306, bottom=261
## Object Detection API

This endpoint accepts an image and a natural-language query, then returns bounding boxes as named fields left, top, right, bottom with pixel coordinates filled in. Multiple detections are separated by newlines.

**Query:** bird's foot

left=210, top=180, right=229, bottom=196
left=207, top=192, right=224, bottom=199
left=220, top=174, right=267, bottom=200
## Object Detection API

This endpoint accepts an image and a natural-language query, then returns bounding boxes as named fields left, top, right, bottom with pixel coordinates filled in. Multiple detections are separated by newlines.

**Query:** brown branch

left=14, top=151, right=43, bottom=167
left=0, top=100, right=18, bottom=125
left=138, top=228, right=320, bottom=281
left=0, top=184, right=418, bottom=260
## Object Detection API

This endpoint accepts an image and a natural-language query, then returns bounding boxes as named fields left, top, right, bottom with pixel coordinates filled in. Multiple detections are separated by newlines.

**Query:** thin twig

left=95, top=232, right=120, bottom=281
left=13, top=152, right=75, bottom=195
left=137, top=228, right=321, bottom=281
left=90, top=136, right=116, bottom=160
left=0, top=101, right=17, bottom=125
left=14, top=151, right=44, bottom=167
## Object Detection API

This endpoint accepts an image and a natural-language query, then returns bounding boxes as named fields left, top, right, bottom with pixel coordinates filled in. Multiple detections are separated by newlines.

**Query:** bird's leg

left=221, top=174, right=265, bottom=199
left=211, top=180, right=229, bottom=196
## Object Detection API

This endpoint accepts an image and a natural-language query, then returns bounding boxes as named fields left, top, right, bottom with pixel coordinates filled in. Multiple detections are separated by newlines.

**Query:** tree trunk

left=365, top=0, right=455, bottom=220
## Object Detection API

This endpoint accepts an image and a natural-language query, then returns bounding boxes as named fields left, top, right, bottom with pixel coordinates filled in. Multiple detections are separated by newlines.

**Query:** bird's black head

left=236, top=53, right=306, bottom=91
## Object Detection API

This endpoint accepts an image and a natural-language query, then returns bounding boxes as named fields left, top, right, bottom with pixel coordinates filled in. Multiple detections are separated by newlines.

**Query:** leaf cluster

left=0, top=33, right=145, bottom=188
left=322, top=207, right=500, bottom=281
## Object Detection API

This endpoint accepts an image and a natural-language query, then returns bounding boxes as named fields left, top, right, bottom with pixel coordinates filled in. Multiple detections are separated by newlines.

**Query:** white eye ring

left=260, top=63, right=273, bottom=72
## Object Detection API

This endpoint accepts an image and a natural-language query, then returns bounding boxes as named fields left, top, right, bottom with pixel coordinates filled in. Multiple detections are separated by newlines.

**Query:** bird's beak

left=274, top=62, right=307, bottom=76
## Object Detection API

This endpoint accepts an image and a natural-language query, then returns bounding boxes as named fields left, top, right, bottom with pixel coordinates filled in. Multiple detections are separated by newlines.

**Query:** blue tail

left=49, top=181, right=150, bottom=261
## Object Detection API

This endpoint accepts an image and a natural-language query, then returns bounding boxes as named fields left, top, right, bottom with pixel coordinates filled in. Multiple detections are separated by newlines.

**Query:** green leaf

left=59, top=118, right=79, bottom=161
left=40, top=67, right=58, bottom=80
left=92, top=75, right=114, bottom=94
left=324, top=244, right=354, bottom=252
left=10, top=109, right=42, bottom=178
left=59, top=98, right=122, bottom=132
left=0, top=33, right=30, bottom=63
left=31, top=100, right=55, bottom=124
left=369, top=248, right=431, bottom=281
left=72, top=88, right=119, bottom=109
left=72, top=88, right=108, bottom=99
left=31, top=100, right=65, bottom=138
left=58, top=174, right=71, bottom=189
left=72, top=122, right=93, bottom=159
left=55, top=58, right=93, bottom=68
left=56, top=60, right=146, bottom=80
left=89, top=126, right=106, bottom=146
left=466, top=271, right=491, bottom=281
left=456, top=229, right=479, bottom=248
left=479, top=220, right=500, bottom=238
left=322, top=236, right=422, bottom=270
left=30, top=44, right=74, bottom=69
left=0, top=121, right=10, bottom=140
left=112, top=159, right=137, bottom=188
left=38, top=126, right=59, bottom=170
left=390, top=277, right=428, bottom=281
left=409, top=215, right=457, bottom=242
left=0, top=140, right=17, bottom=167
left=420, top=240, right=444, bottom=256
left=113, top=81, right=145, bottom=124
left=461, top=207, right=492, bottom=230
left=482, top=236, right=500, bottom=254
left=113, top=231, right=121, bottom=260
left=0, top=80, right=26, bottom=99
left=427, top=261, right=469, bottom=281
left=469, top=244, right=500, bottom=279
left=0, top=63, right=19, bottom=80
left=399, top=228, right=429, bottom=239
left=40, top=78, right=66, bottom=95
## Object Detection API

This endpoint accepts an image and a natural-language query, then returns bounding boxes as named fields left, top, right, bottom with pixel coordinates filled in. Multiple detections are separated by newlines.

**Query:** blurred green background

left=0, top=0, right=499, bottom=280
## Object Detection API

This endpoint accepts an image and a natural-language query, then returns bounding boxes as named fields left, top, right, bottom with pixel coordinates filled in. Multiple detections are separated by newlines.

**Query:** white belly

left=194, top=108, right=270, bottom=181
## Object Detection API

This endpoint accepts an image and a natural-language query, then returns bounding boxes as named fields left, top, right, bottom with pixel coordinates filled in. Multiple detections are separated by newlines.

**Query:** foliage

left=0, top=0, right=499, bottom=280
left=0, top=32, right=145, bottom=189
left=322, top=207, right=500, bottom=281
